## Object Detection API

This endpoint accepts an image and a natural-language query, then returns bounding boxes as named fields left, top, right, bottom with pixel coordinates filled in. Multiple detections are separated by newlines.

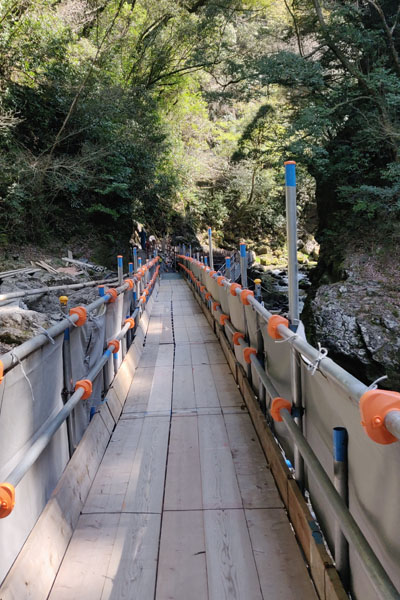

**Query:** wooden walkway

left=49, top=277, right=317, bottom=600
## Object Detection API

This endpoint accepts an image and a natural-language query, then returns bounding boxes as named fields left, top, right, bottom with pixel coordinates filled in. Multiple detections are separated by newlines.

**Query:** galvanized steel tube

left=280, top=409, right=399, bottom=600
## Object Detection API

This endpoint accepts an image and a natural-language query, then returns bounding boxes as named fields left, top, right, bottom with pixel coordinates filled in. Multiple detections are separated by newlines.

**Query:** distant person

left=139, top=227, right=147, bottom=250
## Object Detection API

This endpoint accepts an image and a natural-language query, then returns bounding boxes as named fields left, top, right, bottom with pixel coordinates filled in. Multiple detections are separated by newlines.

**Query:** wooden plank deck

left=49, top=277, right=317, bottom=600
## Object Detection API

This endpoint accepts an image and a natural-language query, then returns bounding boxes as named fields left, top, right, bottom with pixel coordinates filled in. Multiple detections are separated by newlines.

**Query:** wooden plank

left=205, top=342, right=226, bottom=364
left=198, top=414, right=242, bottom=509
left=173, top=365, right=195, bottom=409
left=105, top=386, right=123, bottom=422
left=49, top=513, right=160, bottom=600
left=245, top=508, right=318, bottom=599
left=147, top=366, right=172, bottom=412
left=164, top=416, right=202, bottom=510
left=224, top=413, right=283, bottom=509
left=211, top=363, right=243, bottom=408
left=193, top=364, right=220, bottom=408
left=123, top=416, right=170, bottom=513
left=123, top=366, right=155, bottom=414
left=204, top=509, right=262, bottom=600
left=102, top=513, right=160, bottom=599
left=0, top=414, right=111, bottom=600
left=156, top=511, right=208, bottom=600
left=174, top=344, right=192, bottom=366
left=155, top=343, right=174, bottom=367
left=83, top=418, right=144, bottom=514
left=190, top=344, right=209, bottom=365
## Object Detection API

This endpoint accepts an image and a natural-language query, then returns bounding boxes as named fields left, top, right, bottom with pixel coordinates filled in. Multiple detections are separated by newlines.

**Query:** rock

left=0, top=307, right=50, bottom=346
left=305, top=255, right=400, bottom=390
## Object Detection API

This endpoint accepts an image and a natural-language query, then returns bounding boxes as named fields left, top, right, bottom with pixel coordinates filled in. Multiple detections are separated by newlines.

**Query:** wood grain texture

left=156, top=511, right=208, bottom=600
left=224, top=413, right=283, bottom=509
left=198, top=414, right=242, bottom=509
left=173, top=365, right=196, bottom=409
left=204, top=509, right=262, bottom=600
left=49, top=513, right=160, bottom=600
left=245, top=508, right=318, bottom=599
left=164, top=416, right=202, bottom=510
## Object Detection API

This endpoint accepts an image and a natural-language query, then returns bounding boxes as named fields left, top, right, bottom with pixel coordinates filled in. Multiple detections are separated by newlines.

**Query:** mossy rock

left=297, top=251, right=309, bottom=264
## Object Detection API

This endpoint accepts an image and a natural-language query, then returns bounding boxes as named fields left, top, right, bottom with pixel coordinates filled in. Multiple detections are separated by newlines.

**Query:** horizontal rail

left=0, top=266, right=160, bottom=514
left=180, top=255, right=400, bottom=445
left=0, top=275, right=122, bottom=304
left=280, top=408, right=400, bottom=600
left=0, top=257, right=159, bottom=375
left=180, top=261, right=400, bottom=600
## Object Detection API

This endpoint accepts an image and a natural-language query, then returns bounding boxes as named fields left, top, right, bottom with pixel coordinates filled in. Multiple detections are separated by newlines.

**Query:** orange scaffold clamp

left=217, top=276, right=225, bottom=287
left=212, top=301, right=220, bottom=312
left=233, top=332, right=244, bottom=346
left=75, top=379, right=93, bottom=400
left=124, top=279, right=134, bottom=290
left=271, top=398, right=292, bottom=422
left=267, top=315, right=289, bottom=340
left=200, top=285, right=206, bottom=293
left=243, top=347, right=257, bottom=364
left=107, top=339, right=120, bottom=354
left=125, top=317, right=135, bottom=329
left=140, top=294, right=147, bottom=304
left=69, top=306, right=87, bottom=327
left=240, top=290, right=254, bottom=305
left=106, top=288, right=118, bottom=303
left=0, top=483, right=15, bottom=518
left=205, top=292, right=211, bottom=301
left=0, top=360, right=3, bottom=385
left=360, top=389, right=400, bottom=444
left=220, top=314, right=229, bottom=326
left=230, top=283, right=242, bottom=297
left=208, top=270, right=216, bottom=278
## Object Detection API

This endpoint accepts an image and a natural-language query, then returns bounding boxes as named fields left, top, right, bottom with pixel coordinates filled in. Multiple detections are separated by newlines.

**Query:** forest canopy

left=0, top=0, right=399, bottom=253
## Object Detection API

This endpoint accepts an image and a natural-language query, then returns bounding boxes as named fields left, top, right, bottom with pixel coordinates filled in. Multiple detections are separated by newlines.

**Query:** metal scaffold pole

left=284, top=160, right=304, bottom=489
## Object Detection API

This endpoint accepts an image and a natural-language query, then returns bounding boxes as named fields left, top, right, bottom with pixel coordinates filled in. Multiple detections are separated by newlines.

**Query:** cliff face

left=303, top=231, right=400, bottom=391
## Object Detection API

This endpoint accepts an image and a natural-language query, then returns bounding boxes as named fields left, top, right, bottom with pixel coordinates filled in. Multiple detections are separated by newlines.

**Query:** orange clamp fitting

left=125, top=317, right=135, bottom=329
left=0, top=360, right=3, bottom=385
left=107, top=339, right=120, bottom=354
left=220, top=314, right=229, bottom=326
left=69, top=306, right=87, bottom=327
left=212, top=301, right=220, bottom=311
left=139, top=294, right=146, bottom=304
left=200, top=285, right=206, bottom=293
left=208, top=270, right=216, bottom=278
left=233, top=332, right=244, bottom=346
left=241, top=290, right=254, bottom=305
left=75, top=379, right=93, bottom=400
left=267, top=315, right=289, bottom=340
left=360, top=390, right=400, bottom=444
left=124, top=279, right=134, bottom=290
left=271, top=398, right=292, bottom=422
left=217, top=276, right=225, bottom=287
left=230, top=283, right=242, bottom=296
left=143, top=289, right=149, bottom=296
left=136, top=273, right=142, bottom=281
left=0, top=483, right=15, bottom=518
left=243, top=347, right=257, bottom=364
left=205, top=292, right=211, bottom=301
left=107, top=288, right=118, bottom=303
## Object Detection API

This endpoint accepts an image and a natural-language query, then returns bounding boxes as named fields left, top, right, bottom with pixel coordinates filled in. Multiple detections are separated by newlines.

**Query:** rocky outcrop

left=304, top=251, right=400, bottom=390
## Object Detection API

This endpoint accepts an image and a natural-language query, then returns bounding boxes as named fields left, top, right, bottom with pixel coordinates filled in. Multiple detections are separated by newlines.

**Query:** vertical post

left=284, top=160, right=304, bottom=489
left=208, top=227, right=214, bottom=270
left=204, top=256, right=208, bottom=266
left=285, top=160, right=300, bottom=325
left=240, top=243, right=248, bottom=288
left=254, top=278, right=262, bottom=302
left=225, top=256, right=231, bottom=280
left=333, top=427, right=349, bottom=589
left=201, top=256, right=204, bottom=263
left=189, top=244, right=192, bottom=258
left=117, top=255, right=123, bottom=286
left=133, top=247, right=138, bottom=272
left=128, top=262, right=134, bottom=277
left=138, top=257, right=143, bottom=294
left=60, top=295, right=74, bottom=455
left=196, top=252, right=200, bottom=261
left=183, top=244, right=186, bottom=256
